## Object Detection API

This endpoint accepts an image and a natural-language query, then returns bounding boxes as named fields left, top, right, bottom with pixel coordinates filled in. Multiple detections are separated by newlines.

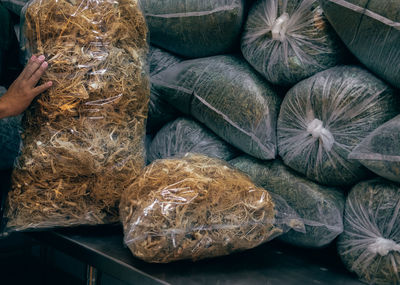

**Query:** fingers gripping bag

left=241, top=0, right=346, bottom=87
left=277, top=65, right=399, bottom=186
left=338, top=178, right=400, bottom=285
left=349, top=115, right=400, bottom=183
left=120, top=153, right=305, bottom=263
left=320, top=0, right=400, bottom=89
left=1, top=0, right=150, bottom=233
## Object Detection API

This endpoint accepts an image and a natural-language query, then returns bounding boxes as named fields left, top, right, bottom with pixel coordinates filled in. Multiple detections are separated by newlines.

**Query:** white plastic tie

left=271, top=13, right=290, bottom=41
left=368, top=237, right=400, bottom=256
left=307, top=119, right=335, bottom=151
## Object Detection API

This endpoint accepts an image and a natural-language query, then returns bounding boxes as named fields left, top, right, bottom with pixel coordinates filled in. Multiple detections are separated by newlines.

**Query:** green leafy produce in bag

left=231, top=155, right=345, bottom=248
left=338, top=178, right=400, bottom=285
left=148, top=117, right=238, bottom=163
left=152, top=55, right=282, bottom=160
left=278, top=65, right=399, bottom=186
left=241, top=0, right=345, bottom=86
left=349, top=115, right=400, bottom=183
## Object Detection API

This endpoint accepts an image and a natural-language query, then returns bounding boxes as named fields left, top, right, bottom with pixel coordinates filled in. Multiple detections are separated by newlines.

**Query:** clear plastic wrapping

left=152, top=55, right=282, bottom=160
left=277, top=65, right=399, bottom=186
left=147, top=117, right=239, bottom=163
left=320, top=0, right=400, bottom=89
left=231, top=155, right=345, bottom=248
left=241, top=0, right=345, bottom=86
left=139, top=0, right=245, bottom=58
left=147, top=46, right=182, bottom=133
left=120, top=153, right=304, bottom=263
left=349, top=115, right=400, bottom=183
left=338, top=178, right=400, bottom=285
left=1, top=0, right=149, bottom=233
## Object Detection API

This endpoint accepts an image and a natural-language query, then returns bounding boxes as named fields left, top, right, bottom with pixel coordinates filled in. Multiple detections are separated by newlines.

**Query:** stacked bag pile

left=140, top=0, right=400, bottom=283
left=0, top=0, right=399, bottom=283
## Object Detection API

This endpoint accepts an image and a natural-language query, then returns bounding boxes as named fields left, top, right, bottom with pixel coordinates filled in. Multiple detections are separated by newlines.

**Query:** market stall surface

left=25, top=225, right=362, bottom=285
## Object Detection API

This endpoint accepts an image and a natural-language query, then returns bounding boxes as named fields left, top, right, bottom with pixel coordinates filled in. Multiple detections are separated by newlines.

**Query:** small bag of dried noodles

left=120, top=153, right=304, bottom=263
left=1, top=0, right=149, bottom=233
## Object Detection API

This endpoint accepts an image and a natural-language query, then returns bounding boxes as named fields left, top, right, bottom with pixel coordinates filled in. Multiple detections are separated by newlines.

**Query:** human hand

left=0, top=55, right=52, bottom=119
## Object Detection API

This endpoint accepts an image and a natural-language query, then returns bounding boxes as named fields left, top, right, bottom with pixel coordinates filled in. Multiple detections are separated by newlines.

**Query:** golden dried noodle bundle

left=2, top=0, right=149, bottom=233
left=120, top=153, right=285, bottom=263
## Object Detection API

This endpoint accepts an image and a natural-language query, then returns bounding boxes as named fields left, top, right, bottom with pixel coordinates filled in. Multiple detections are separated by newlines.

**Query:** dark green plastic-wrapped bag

left=147, top=46, right=182, bottom=133
left=148, top=117, right=238, bottom=163
left=152, top=55, right=281, bottom=160
left=241, top=0, right=345, bottom=86
left=231, top=155, right=345, bottom=248
left=338, top=178, right=400, bottom=285
left=320, top=0, right=400, bottom=89
left=349, top=115, right=400, bottom=183
left=278, top=65, right=399, bottom=186
left=149, top=45, right=182, bottom=76
left=139, top=0, right=245, bottom=58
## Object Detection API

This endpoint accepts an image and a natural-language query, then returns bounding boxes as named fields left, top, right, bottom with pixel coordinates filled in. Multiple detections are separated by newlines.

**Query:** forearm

left=0, top=97, right=9, bottom=119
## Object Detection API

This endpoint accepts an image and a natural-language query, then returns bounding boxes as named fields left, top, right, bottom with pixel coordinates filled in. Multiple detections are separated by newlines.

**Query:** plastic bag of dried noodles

left=1, top=0, right=149, bottom=234
left=120, top=153, right=305, bottom=263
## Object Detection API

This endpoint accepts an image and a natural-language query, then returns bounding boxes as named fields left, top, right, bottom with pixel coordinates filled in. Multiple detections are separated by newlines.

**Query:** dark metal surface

left=28, top=226, right=363, bottom=285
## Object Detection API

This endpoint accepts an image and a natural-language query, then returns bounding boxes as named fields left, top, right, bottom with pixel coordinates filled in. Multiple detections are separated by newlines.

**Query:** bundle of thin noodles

left=2, top=0, right=149, bottom=233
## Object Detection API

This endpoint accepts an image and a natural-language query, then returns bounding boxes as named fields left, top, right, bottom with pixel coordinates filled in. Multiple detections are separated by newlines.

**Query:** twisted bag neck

left=307, top=119, right=335, bottom=151
left=368, top=237, right=400, bottom=256
left=271, top=12, right=290, bottom=41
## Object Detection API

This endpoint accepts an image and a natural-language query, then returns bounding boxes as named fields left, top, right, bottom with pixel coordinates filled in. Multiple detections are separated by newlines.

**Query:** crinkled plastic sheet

left=120, top=153, right=305, bottom=263
left=241, top=0, right=345, bottom=86
left=349, top=115, right=400, bottom=183
left=338, top=178, right=400, bottom=285
left=320, top=0, right=400, bottom=89
left=147, top=46, right=182, bottom=133
left=277, top=65, right=399, bottom=186
left=152, top=55, right=281, bottom=160
left=0, top=87, right=21, bottom=170
left=148, top=117, right=239, bottom=163
left=139, top=0, right=245, bottom=58
left=231, top=155, right=345, bottom=248
left=2, top=0, right=149, bottom=234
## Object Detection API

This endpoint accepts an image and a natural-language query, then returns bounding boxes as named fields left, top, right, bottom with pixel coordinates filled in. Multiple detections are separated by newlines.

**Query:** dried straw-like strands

left=120, top=153, right=282, bottom=263
left=3, top=0, right=149, bottom=232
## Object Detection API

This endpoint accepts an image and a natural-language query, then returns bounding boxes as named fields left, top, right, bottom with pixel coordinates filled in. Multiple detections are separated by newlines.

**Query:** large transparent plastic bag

left=338, top=178, right=400, bottom=285
left=147, top=46, right=182, bottom=133
left=120, top=153, right=305, bottom=263
left=0, top=87, right=21, bottom=170
left=139, top=0, right=245, bottom=58
left=147, top=117, right=239, bottom=163
left=349, top=115, right=400, bottom=183
left=231, top=155, right=345, bottom=248
left=277, top=65, right=399, bottom=186
left=320, top=0, right=400, bottom=89
left=241, top=0, right=346, bottom=87
left=1, top=0, right=149, bottom=233
left=152, top=55, right=282, bottom=160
